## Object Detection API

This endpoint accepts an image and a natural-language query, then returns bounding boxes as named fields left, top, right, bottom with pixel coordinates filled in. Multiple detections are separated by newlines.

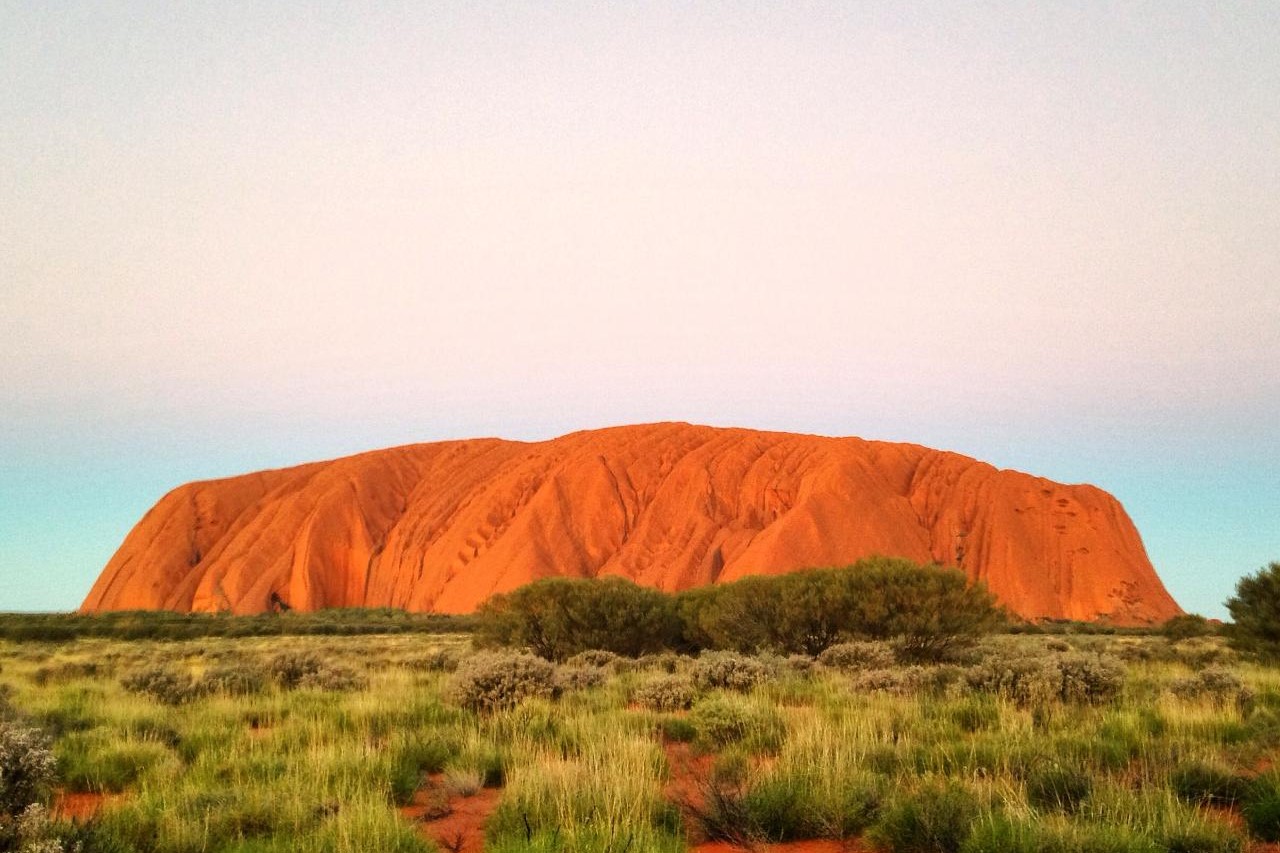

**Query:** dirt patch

left=53, top=791, right=121, bottom=821
left=663, top=741, right=870, bottom=853
left=400, top=774, right=502, bottom=853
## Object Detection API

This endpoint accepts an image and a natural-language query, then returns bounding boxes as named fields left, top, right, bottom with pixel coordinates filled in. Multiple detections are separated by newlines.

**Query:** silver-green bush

left=446, top=651, right=557, bottom=713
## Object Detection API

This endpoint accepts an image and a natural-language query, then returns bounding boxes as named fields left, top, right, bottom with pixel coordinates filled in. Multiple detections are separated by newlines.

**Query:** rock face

left=82, top=423, right=1181, bottom=624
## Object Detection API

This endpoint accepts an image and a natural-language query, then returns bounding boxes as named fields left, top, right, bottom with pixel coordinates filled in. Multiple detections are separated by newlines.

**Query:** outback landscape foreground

left=1, top=609, right=1278, bottom=853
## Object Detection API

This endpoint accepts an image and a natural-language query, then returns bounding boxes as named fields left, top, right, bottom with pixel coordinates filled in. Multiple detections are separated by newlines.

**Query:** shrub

left=852, top=667, right=931, bottom=696
left=679, top=558, right=1001, bottom=659
left=1225, top=562, right=1280, bottom=661
left=1057, top=652, right=1125, bottom=705
left=445, top=651, right=557, bottom=713
left=1172, top=638, right=1236, bottom=668
left=691, top=652, right=770, bottom=692
left=742, top=774, right=824, bottom=841
left=0, top=723, right=56, bottom=815
left=407, top=647, right=461, bottom=672
left=818, top=640, right=896, bottom=671
left=964, top=656, right=1059, bottom=707
left=475, top=576, right=682, bottom=660
left=1169, top=762, right=1251, bottom=806
left=120, top=665, right=204, bottom=705
left=870, top=782, right=980, bottom=853
left=553, top=665, right=606, bottom=692
left=297, top=663, right=367, bottom=692
left=783, top=654, right=815, bottom=674
left=1162, top=614, right=1215, bottom=642
left=564, top=650, right=619, bottom=669
left=201, top=662, right=268, bottom=696
left=266, top=651, right=325, bottom=688
left=633, top=675, right=698, bottom=712
left=1025, top=763, right=1092, bottom=813
left=1170, top=666, right=1254, bottom=711
left=1243, top=774, right=1280, bottom=842
left=690, top=697, right=753, bottom=748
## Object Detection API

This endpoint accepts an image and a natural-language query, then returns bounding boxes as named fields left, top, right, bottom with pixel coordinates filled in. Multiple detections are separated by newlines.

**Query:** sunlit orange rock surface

left=82, top=423, right=1180, bottom=623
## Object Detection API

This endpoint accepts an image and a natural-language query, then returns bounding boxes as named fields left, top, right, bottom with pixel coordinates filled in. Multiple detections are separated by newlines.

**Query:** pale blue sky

left=2, top=1, right=1278, bottom=616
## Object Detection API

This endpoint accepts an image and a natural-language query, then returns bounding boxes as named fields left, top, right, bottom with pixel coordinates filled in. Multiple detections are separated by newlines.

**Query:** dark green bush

left=1162, top=614, right=1215, bottom=642
left=1025, top=763, right=1092, bottom=813
left=1169, top=762, right=1251, bottom=806
left=475, top=576, right=682, bottom=660
left=870, top=783, right=980, bottom=853
left=1243, top=774, right=1280, bottom=842
left=1225, top=562, right=1280, bottom=661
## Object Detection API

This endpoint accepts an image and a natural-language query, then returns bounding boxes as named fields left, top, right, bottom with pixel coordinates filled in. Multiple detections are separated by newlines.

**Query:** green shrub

left=742, top=774, right=823, bottom=841
left=296, top=663, right=367, bottom=692
left=870, top=782, right=980, bottom=853
left=690, top=697, right=753, bottom=748
left=1161, top=614, right=1215, bottom=642
left=1160, top=823, right=1244, bottom=853
left=1225, top=562, right=1280, bottom=661
left=1243, top=774, right=1280, bottom=842
left=388, top=737, right=452, bottom=805
left=1025, top=763, right=1092, bottom=813
left=818, top=640, right=895, bottom=671
left=691, top=652, right=770, bottom=692
left=475, top=576, right=682, bottom=660
left=1168, top=762, right=1251, bottom=806
left=445, top=651, right=557, bottom=713
left=633, top=675, right=698, bottom=712
left=406, top=647, right=460, bottom=672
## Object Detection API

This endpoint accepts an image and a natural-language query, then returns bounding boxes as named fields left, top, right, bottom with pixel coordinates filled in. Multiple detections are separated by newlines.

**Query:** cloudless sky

left=2, top=1, right=1278, bottom=617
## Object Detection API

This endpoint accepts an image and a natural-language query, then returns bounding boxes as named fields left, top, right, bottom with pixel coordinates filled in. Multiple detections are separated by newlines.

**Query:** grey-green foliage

left=553, top=664, right=606, bottom=692
left=691, top=652, right=771, bottom=692
left=632, top=675, right=698, bottom=712
left=0, top=724, right=57, bottom=817
left=818, top=640, right=896, bottom=671
left=445, top=651, right=557, bottom=713
left=120, top=665, right=204, bottom=706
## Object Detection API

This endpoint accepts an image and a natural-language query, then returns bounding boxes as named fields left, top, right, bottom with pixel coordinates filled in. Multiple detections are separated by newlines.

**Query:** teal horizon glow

left=2, top=2, right=1278, bottom=618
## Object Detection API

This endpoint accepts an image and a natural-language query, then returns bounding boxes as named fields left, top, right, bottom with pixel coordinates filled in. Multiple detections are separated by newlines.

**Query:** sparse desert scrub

left=818, top=640, right=896, bottom=671
left=0, top=627, right=1276, bottom=853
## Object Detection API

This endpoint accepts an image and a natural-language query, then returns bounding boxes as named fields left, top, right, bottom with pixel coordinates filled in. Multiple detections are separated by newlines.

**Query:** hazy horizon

left=3, top=2, right=1278, bottom=618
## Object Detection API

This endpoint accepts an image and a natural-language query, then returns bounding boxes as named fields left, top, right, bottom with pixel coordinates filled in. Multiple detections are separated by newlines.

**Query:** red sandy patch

left=663, top=742, right=870, bottom=853
left=400, top=775, right=501, bottom=853
left=53, top=791, right=121, bottom=821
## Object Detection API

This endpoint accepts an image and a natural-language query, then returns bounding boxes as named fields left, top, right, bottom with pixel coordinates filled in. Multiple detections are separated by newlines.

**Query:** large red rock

left=81, top=423, right=1181, bottom=624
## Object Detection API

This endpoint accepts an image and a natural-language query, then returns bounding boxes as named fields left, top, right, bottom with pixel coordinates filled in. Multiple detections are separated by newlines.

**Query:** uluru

left=81, top=423, right=1181, bottom=624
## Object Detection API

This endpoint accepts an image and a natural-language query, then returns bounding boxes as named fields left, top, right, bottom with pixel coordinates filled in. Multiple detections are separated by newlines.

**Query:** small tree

left=1225, top=562, right=1280, bottom=661
left=475, top=576, right=681, bottom=660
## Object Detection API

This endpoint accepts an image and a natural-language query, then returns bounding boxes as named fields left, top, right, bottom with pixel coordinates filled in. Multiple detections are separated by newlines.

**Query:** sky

left=2, top=1, right=1277, bottom=617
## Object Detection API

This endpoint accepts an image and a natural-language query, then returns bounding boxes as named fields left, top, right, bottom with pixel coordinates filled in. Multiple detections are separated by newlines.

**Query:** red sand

left=82, top=422, right=1180, bottom=624
left=400, top=775, right=501, bottom=853
left=53, top=791, right=120, bottom=821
